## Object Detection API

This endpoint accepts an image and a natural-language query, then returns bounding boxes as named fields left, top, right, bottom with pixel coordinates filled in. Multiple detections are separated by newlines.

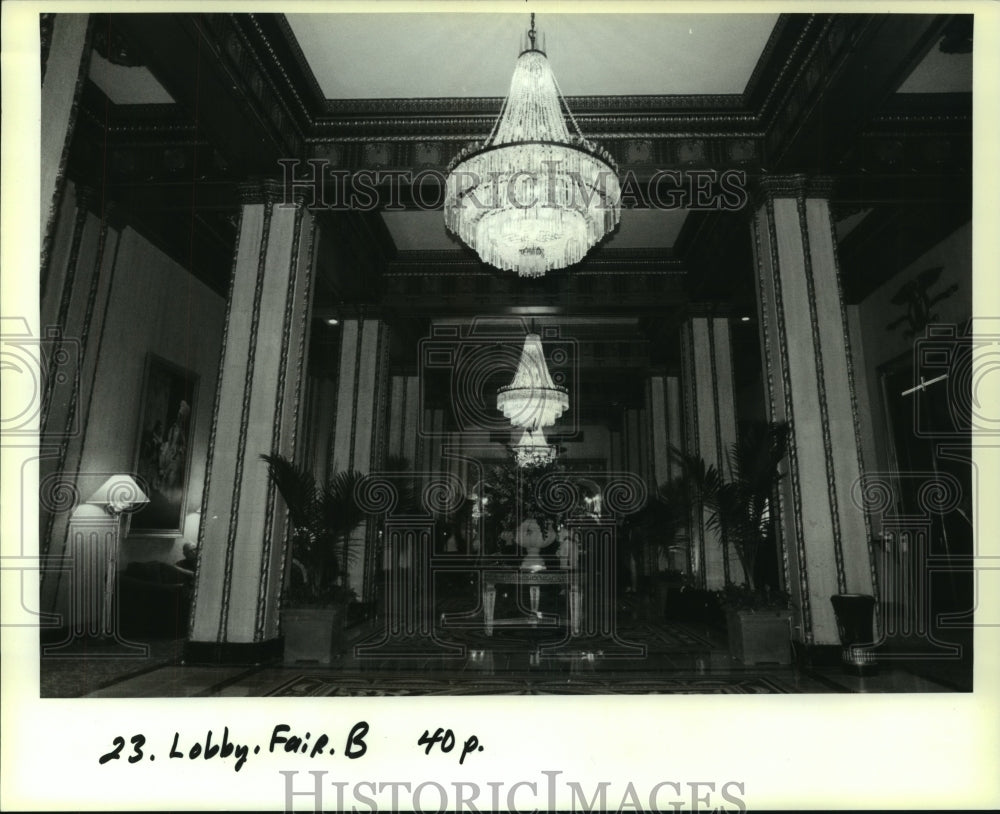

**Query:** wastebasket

left=830, top=593, right=878, bottom=676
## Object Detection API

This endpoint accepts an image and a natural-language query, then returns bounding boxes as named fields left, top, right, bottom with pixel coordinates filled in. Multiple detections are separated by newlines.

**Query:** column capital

left=236, top=177, right=308, bottom=207
left=337, top=303, right=389, bottom=322
left=684, top=301, right=738, bottom=321
left=749, top=174, right=837, bottom=209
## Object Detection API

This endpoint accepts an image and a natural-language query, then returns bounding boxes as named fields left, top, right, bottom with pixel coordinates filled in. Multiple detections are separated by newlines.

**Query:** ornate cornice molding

left=237, top=177, right=303, bottom=206
left=747, top=174, right=836, bottom=209
left=319, top=93, right=750, bottom=118
left=92, top=12, right=969, bottom=198
left=195, top=13, right=308, bottom=158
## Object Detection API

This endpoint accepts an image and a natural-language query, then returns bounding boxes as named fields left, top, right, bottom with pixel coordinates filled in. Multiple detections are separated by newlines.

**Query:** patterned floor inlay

left=264, top=672, right=798, bottom=697
left=429, top=620, right=714, bottom=654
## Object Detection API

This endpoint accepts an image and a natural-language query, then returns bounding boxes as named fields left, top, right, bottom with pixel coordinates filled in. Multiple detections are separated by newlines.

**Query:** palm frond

left=260, top=453, right=319, bottom=529
left=320, top=470, right=367, bottom=537
left=261, top=454, right=368, bottom=605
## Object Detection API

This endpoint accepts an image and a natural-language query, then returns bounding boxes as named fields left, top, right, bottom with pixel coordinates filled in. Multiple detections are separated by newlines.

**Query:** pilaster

left=750, top=174, right=876, bottom=646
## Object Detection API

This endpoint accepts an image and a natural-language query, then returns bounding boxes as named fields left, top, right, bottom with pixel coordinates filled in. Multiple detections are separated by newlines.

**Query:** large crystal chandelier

left=497, top=333, right=569, bottom=430
left=444, top=14, right=621, bottom=278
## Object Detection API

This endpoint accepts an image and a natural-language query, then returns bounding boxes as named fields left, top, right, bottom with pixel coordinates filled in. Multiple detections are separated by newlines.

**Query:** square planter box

left=281, top=606, right=346, bottom=665
left=726, top=608, right=792, bottom=665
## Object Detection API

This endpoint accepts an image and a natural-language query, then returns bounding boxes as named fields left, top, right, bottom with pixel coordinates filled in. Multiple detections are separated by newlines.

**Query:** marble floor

left=40, top=615, right=973, bottom=698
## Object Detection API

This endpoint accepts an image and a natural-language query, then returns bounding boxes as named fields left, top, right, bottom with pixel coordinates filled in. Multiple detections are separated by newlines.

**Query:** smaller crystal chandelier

left=496, top=333, right=569, bottom=430
left=444, top=14, right=621, bottom=278
left=513, top=428, right=558, bottom=468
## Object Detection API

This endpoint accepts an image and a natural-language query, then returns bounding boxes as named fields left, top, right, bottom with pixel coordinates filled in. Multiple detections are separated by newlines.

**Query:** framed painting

left=131, top=353, right=199, bottom=534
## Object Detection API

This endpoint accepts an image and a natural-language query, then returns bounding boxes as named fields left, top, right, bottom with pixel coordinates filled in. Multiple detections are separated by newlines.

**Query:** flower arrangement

left=476, top=450, right=592, bottom=562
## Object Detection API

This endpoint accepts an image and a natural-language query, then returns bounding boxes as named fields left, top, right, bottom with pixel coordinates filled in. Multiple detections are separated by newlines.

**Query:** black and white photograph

left=2, top=1, right=999, bottom=811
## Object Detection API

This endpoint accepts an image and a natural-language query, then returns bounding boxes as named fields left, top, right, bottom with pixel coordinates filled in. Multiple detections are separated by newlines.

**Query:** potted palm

left=670, top=422, right=792, bottom=663
left=709, top=422, right=791, bottom=664
left=261, top=454, right=365, bottom=664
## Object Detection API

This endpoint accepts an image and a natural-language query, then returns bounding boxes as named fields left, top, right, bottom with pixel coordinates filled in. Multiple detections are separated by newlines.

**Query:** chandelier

left=444, top=14, right=621, bottom=278
left=513, top=428, right=558, bottom=468
left=497, top=333, right=569, bottom=430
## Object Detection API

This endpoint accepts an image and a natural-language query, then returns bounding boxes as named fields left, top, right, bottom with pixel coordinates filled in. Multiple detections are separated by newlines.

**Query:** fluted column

left=750, top=176, right=876, bottom=647
left=188, top=183, right=316, bottom=659
left=681, top=314, right=740, bottom=589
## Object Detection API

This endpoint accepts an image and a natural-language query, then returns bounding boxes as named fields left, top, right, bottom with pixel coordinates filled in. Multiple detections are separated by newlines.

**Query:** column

left=426, top=408, right=445, bottom=476
left=624, top=408, right=643, bottom=479
left=609, top=422, right=623, bottom=473
left=750, top=176, right=876, bottom=647
left=188, top=182, right=316, bottom=659
left=681, top=314, right=740, bottom=589
left=387, top=374, right=420, bottom=470
left=295, top=321, right=340, bottom=485
left=646, top=374, right=685, bottom=571
left=646, top=374, right=683, bottom=488
left=39, top=186, right=126, bottom=618
left=297, top=374, right=338, bottom=485
left=328, top=315, right=391, bottom=597
left=386, top=375, right=406, bottom=462
left=638, top=408, right=651, bottom=486
left=41, top=14, right=92, bottom=275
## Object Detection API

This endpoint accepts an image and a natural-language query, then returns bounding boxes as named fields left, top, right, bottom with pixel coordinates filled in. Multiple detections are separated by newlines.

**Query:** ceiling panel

left=88, top=51, right=175, bottom=104
left=285, top=13, right=779, bottom=99
left=603, top=209, right=688, bottom=249
left=382, top=211, right=460, bottom=251
left=896, top=39, right=972, bottom=93
left=382, top=208, right=689, bottom=252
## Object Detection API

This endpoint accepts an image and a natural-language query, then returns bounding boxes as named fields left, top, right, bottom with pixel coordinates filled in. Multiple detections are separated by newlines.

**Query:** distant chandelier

left=497, top=332, right=569, bottom=430
left=444, top=14, right=621, bottom=278
left=513, top=428, right=558, bottom=468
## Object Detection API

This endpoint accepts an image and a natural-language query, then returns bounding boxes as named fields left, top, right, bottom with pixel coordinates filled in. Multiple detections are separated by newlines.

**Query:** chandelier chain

left=551, top=71, right=588, bottom=143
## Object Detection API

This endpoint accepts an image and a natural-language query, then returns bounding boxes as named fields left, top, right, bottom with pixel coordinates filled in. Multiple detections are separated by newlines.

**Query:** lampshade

left=86, top=474, right=150, bottom=513
left=444, top=15, right=620, bottom=277
left=496, top=333, right=569, bottom=430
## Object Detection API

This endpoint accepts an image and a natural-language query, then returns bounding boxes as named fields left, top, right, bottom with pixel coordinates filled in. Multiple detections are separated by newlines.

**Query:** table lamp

left=86, top=474, right=149, bottom=637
